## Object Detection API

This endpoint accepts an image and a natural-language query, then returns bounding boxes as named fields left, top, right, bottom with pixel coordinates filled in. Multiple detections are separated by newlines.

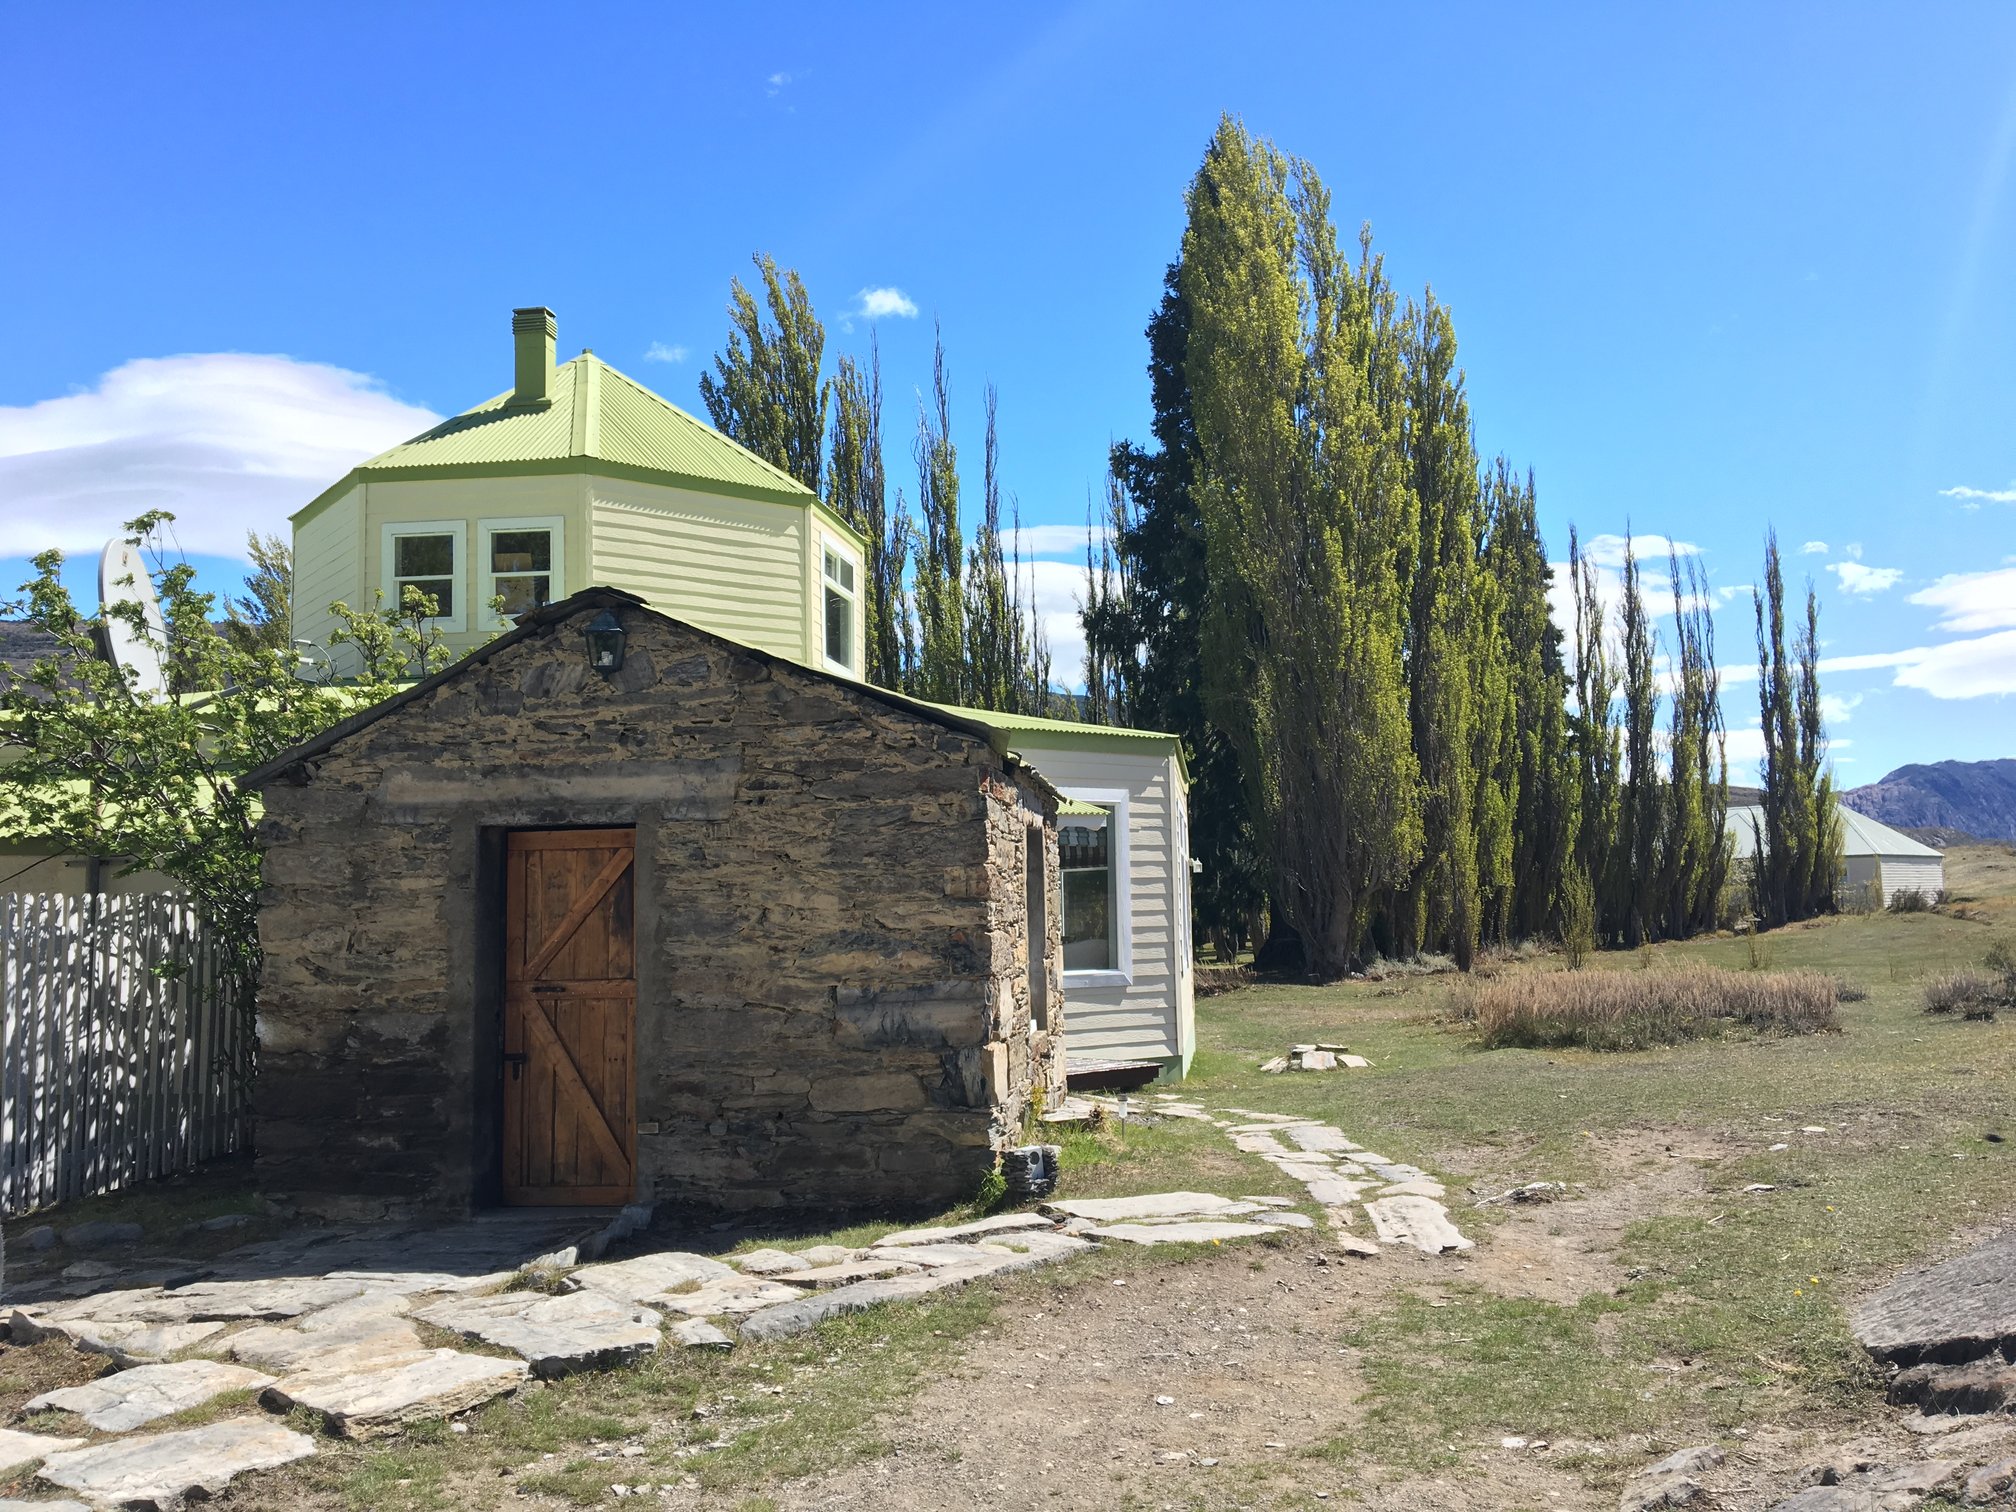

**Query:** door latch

left=503, top=1052, right=529, bottom=1081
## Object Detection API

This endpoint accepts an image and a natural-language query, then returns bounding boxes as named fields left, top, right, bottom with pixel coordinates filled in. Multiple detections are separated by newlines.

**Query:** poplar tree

left=1485, top=463, right=1576, bottom=940
left=827, top=340, right=911, bottom=689
left=910, top=326, right=965, bottom=703
left=1394, top=293, right=1484, bottom=967
left=1182, top=118, right=1420, bottom=977
left=959, top=385, right=1050, bottom=713
left=1662, top=553, right=1730, bottom=935
left=1569, top=526, right=1622, bottom=943
left=1751, top=534, right=1840, bottom=926
left=1617, top=535, right=1661, bottom=945
left=699, top=253, right=829, bottom=492
left=1080, top=475, right=1135, bottom=727
left=1098, top=265, right=1268, bottom=959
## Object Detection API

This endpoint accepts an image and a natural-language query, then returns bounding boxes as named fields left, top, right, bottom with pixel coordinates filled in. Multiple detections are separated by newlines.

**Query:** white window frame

left=1060, top=786, right=1133, bottom=989
left=380, top=520, right=467, bottom=633
left=477, top=516, right=567, bottom=630
left=818, top=533, right=862, bottom=675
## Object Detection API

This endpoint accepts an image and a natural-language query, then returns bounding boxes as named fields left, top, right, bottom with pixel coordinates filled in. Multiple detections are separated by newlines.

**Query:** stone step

left=415, top=1290, right=663, bottom=1378
left=261, top=1348, right=528, bottom=1440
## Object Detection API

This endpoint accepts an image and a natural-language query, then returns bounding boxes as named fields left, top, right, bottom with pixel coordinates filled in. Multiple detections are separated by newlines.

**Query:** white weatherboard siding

left=290, top=483, right=360, bottom=657
left=1727, top=803, right=1945, bottom=909
left=1014, top=742, right=1193, bottom=1074
left=1849, top=855, right=1945, bottom=907
left=591, top=478, right=807, bottom=662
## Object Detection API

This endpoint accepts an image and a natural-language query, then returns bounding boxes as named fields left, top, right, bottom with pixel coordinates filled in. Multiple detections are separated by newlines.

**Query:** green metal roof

left=913, top=699, right=1189, bottom=784
left=292, top=353, right=826, bottom=525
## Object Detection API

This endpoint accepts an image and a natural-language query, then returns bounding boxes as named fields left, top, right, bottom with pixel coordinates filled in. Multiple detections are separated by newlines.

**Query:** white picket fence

left=0, top=892, right=249, bottom=1215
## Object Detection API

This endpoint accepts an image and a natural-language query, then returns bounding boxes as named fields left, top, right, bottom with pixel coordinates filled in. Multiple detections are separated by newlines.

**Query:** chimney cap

left=512, top=306, right=557, bottom=333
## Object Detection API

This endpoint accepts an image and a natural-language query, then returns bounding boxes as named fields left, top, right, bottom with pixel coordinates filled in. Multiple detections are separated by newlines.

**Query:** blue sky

left=3, top=2, right=2012, bottom=784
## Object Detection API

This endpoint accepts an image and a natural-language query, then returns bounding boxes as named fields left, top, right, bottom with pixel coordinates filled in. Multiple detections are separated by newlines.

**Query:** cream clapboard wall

left=1013, top=742, right=1192, bottom=1072
left=590, top=477, right=809, bottom=663
left=290, top=484, right=361, bottom=656
left=1847, top=855, right=1945, bottom=907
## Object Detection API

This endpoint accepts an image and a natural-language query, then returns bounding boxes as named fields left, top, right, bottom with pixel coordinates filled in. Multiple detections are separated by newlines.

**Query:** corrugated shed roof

left=922, top=703, right=1180, bottom=744
left=301, top=354, right=813, bottom=510
left=1726, top=803, right=1942, bottom=861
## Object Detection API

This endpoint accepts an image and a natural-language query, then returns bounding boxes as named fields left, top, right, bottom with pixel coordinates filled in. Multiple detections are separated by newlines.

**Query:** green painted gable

left=294, top=353, right=829, bottom=526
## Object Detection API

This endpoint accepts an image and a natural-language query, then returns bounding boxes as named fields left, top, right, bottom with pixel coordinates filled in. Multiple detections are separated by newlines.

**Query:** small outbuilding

left=244, top=588, right=1064, bottom=1219
left=1726, top=801, right=1946, bottom=910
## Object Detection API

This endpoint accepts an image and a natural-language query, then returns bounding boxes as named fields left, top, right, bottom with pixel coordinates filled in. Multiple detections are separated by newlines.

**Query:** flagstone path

left=0, top=1098, right=1468, bottom=1505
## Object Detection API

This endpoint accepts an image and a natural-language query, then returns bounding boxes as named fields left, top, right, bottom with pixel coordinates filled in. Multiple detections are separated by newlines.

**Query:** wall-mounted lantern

left=584, top=610, right=627, bottom=675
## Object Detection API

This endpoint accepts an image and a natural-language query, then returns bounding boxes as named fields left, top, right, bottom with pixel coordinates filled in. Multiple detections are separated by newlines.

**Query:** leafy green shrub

left=1560, top=867, right=1596, bottom=971
left=968, top=1167, right=1007, bottom=1217
left=1470, top=967, right=1841, bottom=1051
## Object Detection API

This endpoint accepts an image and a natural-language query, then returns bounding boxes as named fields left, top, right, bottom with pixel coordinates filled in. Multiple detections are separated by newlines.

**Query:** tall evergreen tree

left=699, top=253, right=829, bottom=492
left=1182, top=118, right=1421, bottom=976
left=910, top=326, right=965, bottom=703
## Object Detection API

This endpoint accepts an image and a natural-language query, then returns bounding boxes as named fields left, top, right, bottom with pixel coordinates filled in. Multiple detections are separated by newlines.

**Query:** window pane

left=491, top=530, right=551, bottom=573
left=398, top=578, right=453, bottom=617
left=1062, top=868, right=1112, bottom=970
left=494, top=574, right=549, bottom=616
left=825, top=585, right=852, bottom=667
left=394, top=534, right=454, bottom=577
left=825, top=548, right=855, bottom=592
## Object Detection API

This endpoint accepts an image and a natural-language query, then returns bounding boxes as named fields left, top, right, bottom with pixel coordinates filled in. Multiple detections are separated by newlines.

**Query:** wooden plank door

left=502, top=828, right=636, bottom=1205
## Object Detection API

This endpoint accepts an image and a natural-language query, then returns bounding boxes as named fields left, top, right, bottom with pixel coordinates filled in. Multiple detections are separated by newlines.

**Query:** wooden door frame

left=484, top=822, right=644, bottom=1209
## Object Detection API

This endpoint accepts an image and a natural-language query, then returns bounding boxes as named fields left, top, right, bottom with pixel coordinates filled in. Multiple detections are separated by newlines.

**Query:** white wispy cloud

left=1826, top=561, right=1903, bottom=595
left=1800, top=540, right=1829, bottom=555
left=1820, top=691, right=1863, bottom=725
left=643, top=342, right=688, bottom=364
left=1576, top=532, right=1702, bottom=569
left=1909, top=568, right=2016, bottom=633
left=0, top=353, right=439, bottom=559
left=1893, top=631, right=2016, bottom=699
left=1003, top=523, right=1112, bottom=560
left=765, top=71, right=792, bottom=97
left=1844, top=542, right=1864, bottom=561
left=1940, top=482, right=2016, bottom=506
left=1018, top=557, right=1095, bottom=690
left=853, top=287, right=920, bottom=321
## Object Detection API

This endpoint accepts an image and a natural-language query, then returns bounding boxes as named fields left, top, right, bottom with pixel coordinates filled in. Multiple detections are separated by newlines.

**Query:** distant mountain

left=1842, top=759, right=2016, bottom=843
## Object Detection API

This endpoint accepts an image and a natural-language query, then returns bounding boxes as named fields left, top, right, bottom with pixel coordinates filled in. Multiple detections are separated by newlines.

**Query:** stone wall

left=253, top=601, right=1062, bottom=1218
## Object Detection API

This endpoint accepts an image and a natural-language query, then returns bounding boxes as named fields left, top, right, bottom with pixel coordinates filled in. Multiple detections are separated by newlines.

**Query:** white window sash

left=476, top=516, right=567, bottom=630
left=379, top=520, right=468, bottom=633
left=1061, top=786, right=1133, bottom=988
left=818, top=534, right=861, bottom=673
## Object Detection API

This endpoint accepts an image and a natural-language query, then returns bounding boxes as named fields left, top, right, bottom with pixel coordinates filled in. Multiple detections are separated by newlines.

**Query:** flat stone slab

left=37, top=1416, right=315, bottom=1508
left=29, top=1359, right=275, bottom=1433
left=670, top=1318, right=733, bottom=1350
left=416, top=1290, right=662, bottom=1377
left=877, top=1213, right=1057, bottom=1246
left=866, top=1242, right=1016, bottom=1269
left=1380, top=1179, right=1449, bottom=1200
left=729, top=1248, right=807, bottom=1276
left=769, top=1259, right=922, bottom=1289
left=1365, top=1196, right=1474, bottom=1254
left=1045, top=1192, right=1249, bottom=1223
left=660, top=1276, right=808, bottom=1318
left=263, top=1348, right=528, bottom=1439
left=1285, top=1125, right=1360, bottom=1153
left=1231, top=1131, right=1290, bottom=1154
left=1852, top=1231, right=2016, bottom=1365
left=227, top=1318, right=430, bottom=1375
left=0, top=1427, right=87, bottom=1469
left=8, top=1314, right=227, bottom=1366
left=794, top=1245, right=859, bottom=1267
left=0, top=1499, right=89, bottom=1512
left=1087, top=1221, right=1290, bottom=1246
left=1305, top=1178, right=1372, bottom=1207
left=566, top=1250, right=736, bottom=1306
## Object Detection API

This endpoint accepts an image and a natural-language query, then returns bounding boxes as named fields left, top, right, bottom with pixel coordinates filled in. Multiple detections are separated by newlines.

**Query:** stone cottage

left=242, top=588, right=1065, bottom=1218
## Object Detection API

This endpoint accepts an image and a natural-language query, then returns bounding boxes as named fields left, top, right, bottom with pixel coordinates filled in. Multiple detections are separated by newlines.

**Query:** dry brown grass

left=1923, top=968, right=2015, bottom=1020
left=1468, top=965, right=1842, bottom=1050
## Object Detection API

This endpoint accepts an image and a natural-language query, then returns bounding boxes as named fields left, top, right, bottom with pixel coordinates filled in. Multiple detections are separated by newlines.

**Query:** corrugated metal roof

left=342, top=355, right=813, bottom=503
left=920, top=703, right=1180, bottom=743
left=1057, top=798, right=1109, bottom=817
left=1726, top=803, right=1942, bottom=860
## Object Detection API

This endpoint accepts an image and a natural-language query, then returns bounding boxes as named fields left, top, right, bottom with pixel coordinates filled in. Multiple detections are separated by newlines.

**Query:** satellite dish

left=97, top=539, right=169, bottom=697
